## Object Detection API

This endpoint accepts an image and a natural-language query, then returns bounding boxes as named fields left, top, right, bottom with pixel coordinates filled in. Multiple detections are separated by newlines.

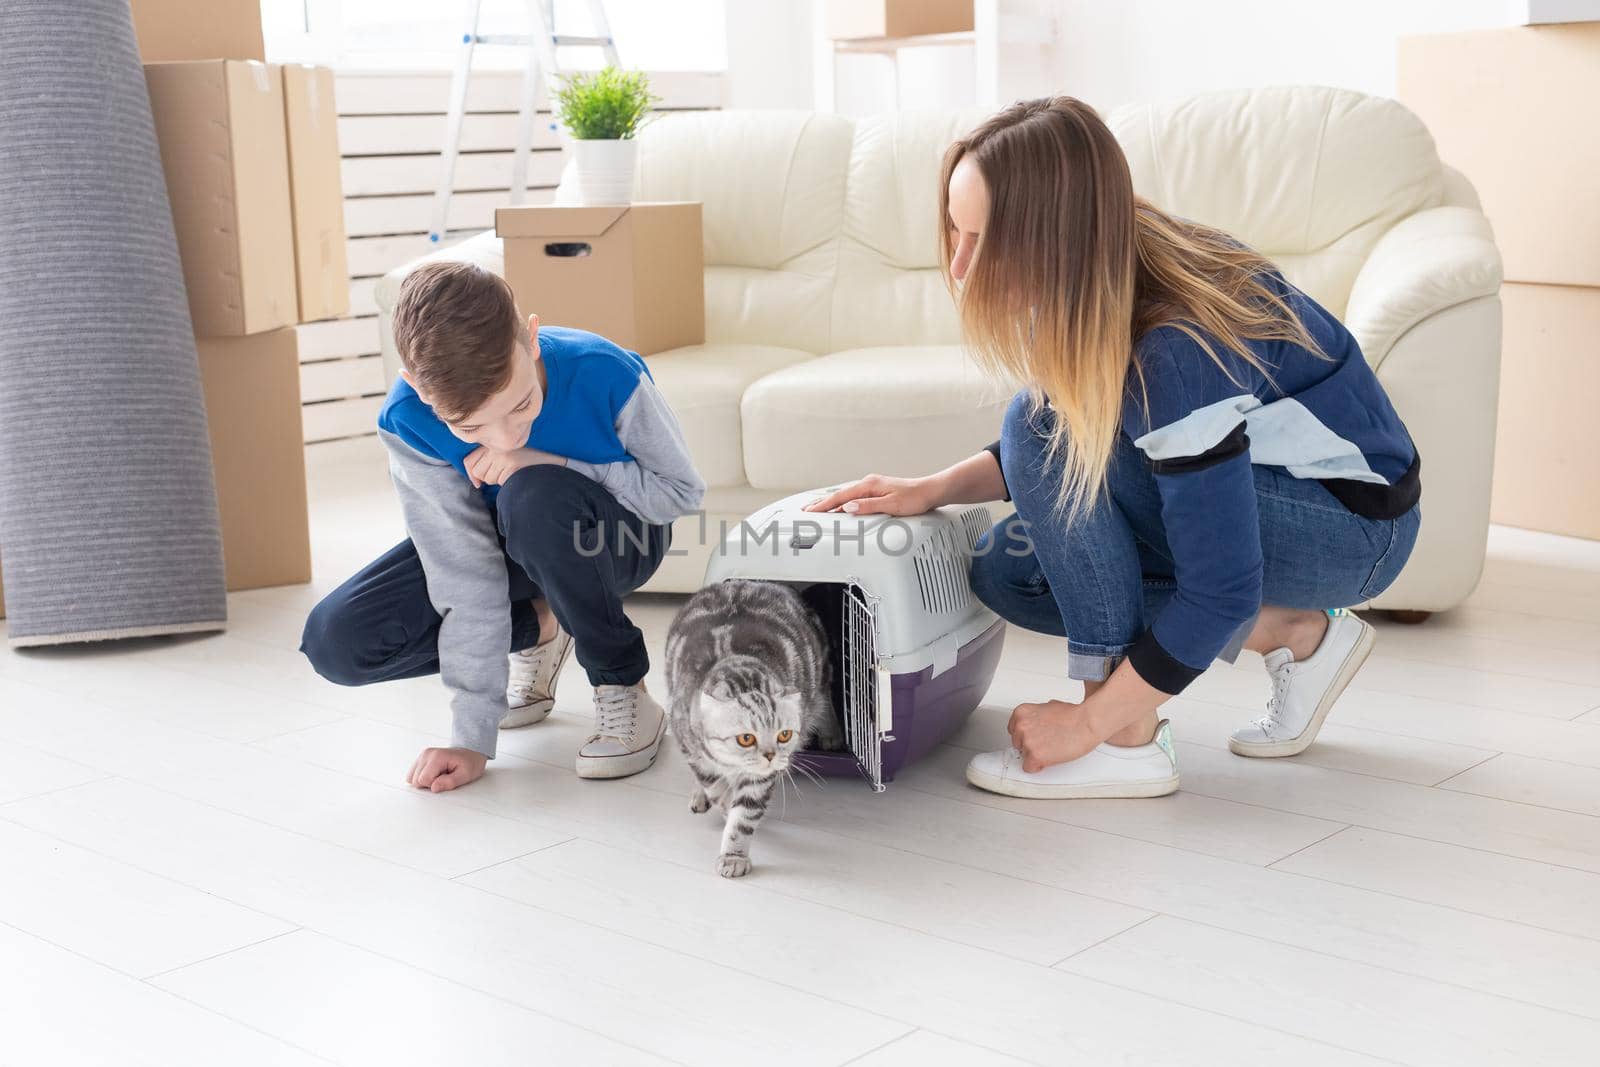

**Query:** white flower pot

left=561, top=138, right=637, bottom=206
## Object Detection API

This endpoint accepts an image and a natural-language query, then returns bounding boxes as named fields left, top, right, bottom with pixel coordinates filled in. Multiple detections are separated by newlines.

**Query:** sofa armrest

left=1344, top=206, right=1502, bottom=367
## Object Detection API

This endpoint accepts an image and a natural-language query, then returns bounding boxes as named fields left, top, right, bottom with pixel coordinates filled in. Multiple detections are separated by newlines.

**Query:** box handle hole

left=543, top=242, right=592, bottom=258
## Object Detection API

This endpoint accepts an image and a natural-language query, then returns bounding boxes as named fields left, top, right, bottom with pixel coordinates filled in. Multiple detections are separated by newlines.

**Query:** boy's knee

left=497, top=464, right=591, bottom=547
left=300, top=596, right=370, bottom=687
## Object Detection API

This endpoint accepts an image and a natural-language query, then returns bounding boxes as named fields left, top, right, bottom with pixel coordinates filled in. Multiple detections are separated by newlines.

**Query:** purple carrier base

left=795, top=618, right=1007, bottom=785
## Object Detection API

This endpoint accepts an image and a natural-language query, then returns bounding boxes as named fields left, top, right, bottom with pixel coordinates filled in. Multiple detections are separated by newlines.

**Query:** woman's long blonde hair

left=939, top=96, right=1322, bottom=518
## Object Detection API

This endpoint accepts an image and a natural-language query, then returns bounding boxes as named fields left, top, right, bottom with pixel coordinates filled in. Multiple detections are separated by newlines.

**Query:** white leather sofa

left=377, top=86, right=1503, bottom=612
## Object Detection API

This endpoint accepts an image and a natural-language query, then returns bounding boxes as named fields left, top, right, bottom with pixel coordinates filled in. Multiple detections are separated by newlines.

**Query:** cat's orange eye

left=736, top=733, right=757, bottom=748
left=777, top=730, right=794, bottom=743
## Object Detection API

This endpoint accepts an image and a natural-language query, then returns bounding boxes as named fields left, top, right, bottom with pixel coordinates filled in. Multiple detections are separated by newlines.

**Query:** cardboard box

left=1491, top=282, right=1600, bottom=540
left=129, top=0, right=265, bottom=62
left=1512, top=0, right=1600, bottom=24
left=823, top=0, right=974, bottom=40
left=280, top=64, right=351, bottom=323
left=496, top=202, right=705, bottom=355
left=196, top=329, right=312, bottom=590
left=1399, top=24, right=1600, bottom=287
left=146, top=60, right=298, bottom=337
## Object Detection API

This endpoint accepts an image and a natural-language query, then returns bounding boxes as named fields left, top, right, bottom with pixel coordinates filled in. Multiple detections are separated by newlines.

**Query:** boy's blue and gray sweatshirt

left=987, top=273, right=1420, bottom=696
left=377, top=326, right=705, bottom=756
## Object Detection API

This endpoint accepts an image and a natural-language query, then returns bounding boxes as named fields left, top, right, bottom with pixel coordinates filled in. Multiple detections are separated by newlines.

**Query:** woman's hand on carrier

left=803, top=474, right=938, bottom=516
left=464, top=446, right=567, bottom=488
left=407, top=746, right=487, bottom=792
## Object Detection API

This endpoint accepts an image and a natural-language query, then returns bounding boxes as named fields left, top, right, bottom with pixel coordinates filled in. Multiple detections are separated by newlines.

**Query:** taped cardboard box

left=146, top=60, right=298, bottom=337
left=1512, top=1, right=1600, bottom=24
left=496, top=203, right=705, bottom=355
left=1491, top=282, right=1600, bottom=540
left=823, top=0, right=973, bottom=40
left=196, top=329, right=313, bottom=590
left=281, top=64, right=351, bottom=323
left=1399, top=24, right=1600, bottom=288
left=129, top=0, right=266, bottom=62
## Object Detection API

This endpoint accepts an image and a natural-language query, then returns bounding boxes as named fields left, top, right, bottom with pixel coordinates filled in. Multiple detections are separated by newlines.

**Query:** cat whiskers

left=789, top=760, right=827, bottom=792
left=775, top=767, right=793, bottom=820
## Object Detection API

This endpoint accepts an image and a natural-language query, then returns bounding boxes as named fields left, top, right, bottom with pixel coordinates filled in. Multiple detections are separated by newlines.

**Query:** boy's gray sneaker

left=502, top=623, right=575, bottom=729
left=576, top=684, right=667, bottom=779
left=1230, top=609, right=1375, bottom=758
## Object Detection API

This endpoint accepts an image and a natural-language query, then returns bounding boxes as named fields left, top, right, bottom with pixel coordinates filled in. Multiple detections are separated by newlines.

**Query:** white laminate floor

left=4, top=435, right=1600, bottom=1066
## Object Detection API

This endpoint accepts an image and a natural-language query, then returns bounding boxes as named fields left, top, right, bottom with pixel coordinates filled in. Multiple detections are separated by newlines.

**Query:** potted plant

left=552, top=66, right=659, bottom=206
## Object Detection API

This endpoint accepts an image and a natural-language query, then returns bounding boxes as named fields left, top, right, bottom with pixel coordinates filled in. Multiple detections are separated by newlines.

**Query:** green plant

left=553, top=67, right=659, bottom=140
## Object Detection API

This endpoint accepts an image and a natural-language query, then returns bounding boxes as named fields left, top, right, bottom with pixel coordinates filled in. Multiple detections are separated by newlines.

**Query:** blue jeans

left=970, top=392, right=1420, bottom=681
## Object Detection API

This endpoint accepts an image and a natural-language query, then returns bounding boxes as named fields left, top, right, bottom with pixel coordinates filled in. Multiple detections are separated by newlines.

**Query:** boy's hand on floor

left=407, top=746, right=488, bottom=792
left=464, top=446, right=568, bottom=488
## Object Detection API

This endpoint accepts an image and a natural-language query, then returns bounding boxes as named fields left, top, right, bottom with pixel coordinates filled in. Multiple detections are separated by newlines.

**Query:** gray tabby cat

left=665, top=579, right=844, bottom=878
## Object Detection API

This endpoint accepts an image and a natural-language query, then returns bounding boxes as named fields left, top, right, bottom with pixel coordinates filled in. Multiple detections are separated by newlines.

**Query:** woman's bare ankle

left=1246, top=607, right=1328, bottom=660
left=1078, top=677, right=1155, bottom=746
left=1105, top=711, right=1158, bottom=748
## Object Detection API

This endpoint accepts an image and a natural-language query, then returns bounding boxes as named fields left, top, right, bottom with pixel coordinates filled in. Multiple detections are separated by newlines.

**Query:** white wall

left=267, top=0, right=726, bottom=71
left=1054, top=0, right=1515, bottom=110
left=725, top=0, right=815, bottom=107
left=724, top=0, right=985, bottom=112
left=728, top=0, right=1526, bottom=114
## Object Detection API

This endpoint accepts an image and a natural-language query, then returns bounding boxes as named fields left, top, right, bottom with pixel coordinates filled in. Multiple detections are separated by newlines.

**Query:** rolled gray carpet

left=0, top=0, right=227, bottom=643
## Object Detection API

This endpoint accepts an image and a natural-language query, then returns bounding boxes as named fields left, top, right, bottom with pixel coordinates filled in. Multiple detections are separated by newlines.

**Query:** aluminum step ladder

left=428, top=0, right=621, bottom=244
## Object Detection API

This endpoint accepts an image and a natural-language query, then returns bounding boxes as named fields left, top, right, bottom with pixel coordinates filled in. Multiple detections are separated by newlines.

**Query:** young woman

left=807, top=97, right=1420, bottom=800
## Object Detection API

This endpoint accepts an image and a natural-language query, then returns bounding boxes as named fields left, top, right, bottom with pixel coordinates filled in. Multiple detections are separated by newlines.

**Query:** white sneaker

left=575, top=684, right=668, bottom=779
left=965, top=720, right=1180, bottom=799
left=502, top=623, right=575, bottom=729
left=1229, top=608, right=1375, bottom=758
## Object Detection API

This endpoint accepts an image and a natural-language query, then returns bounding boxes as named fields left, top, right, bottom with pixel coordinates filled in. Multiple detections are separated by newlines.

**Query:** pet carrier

left=701, top=487, right=1007, bottom=790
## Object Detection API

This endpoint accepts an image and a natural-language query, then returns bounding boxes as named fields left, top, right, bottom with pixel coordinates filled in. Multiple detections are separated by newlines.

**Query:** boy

left=301, top=261, right=705, bottom=792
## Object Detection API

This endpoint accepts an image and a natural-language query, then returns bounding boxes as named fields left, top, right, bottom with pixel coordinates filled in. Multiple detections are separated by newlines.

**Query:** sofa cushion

left=831, top=111, right=987, bottom=351
left=645, top=343, right=815, bottom=489
left=636, top=111, right=853, bottom=354
left=740, top=346, right=1013, bottom=490
left=1108, top=87, right=1444, bottom=317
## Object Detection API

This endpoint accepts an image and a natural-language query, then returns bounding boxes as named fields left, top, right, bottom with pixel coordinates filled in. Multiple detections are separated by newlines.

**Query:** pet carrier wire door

left=702, top=487, right=1008, bottom=789
left=841, top=583, right=890, bottom=790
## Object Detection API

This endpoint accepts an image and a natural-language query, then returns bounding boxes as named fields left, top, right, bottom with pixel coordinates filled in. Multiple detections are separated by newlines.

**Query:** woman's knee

left=1000, top=389, right=1049, bottom=454
left=998, top=391, right=1064, bottom=508
left=968, top=518, right=1063, bottom=635
left=968, top=546, right=1013, bottom=617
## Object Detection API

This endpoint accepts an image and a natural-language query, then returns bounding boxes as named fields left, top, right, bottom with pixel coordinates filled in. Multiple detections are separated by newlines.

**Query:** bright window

left=262, top=0, right=727, bottom=71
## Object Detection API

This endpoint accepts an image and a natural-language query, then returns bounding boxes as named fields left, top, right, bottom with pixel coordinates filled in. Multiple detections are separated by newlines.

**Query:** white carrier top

left=702, top=487, right=1001, bottom=677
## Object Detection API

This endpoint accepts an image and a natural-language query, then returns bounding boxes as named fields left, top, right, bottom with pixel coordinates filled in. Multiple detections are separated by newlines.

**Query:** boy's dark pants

left=301, top=464, right=671, bottom=690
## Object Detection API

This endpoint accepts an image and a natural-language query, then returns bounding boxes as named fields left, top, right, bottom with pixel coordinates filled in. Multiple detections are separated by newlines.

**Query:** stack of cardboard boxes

left=1401, top=22, right=1600, bottom=541
left=133, top=0, right=351, bottom=590
left=0, top=2, right=345, bottom=620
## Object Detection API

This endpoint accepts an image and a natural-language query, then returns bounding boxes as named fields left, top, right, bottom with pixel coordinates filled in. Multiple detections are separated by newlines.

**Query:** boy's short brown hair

left=392, top=260, right=529, bottom=421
